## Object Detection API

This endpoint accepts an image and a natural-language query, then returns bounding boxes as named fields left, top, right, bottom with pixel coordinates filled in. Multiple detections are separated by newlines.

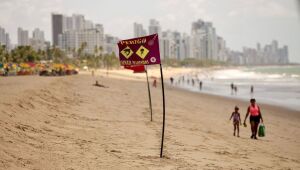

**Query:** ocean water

left=173, top=65, right=300, bottom=111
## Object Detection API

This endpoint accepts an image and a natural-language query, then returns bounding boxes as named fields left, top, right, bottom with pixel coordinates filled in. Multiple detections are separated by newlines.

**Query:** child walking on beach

left=229, top=106, right=242, bottom=137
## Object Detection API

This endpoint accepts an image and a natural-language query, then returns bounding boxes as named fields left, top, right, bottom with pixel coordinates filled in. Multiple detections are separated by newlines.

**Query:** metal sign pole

left=145, top=66, right=153, bottom=121
left=159, top=64, right=166, bottom=158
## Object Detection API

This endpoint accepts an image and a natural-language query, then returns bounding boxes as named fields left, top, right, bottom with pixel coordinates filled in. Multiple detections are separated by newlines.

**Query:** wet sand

left=0, top=69, right=299, bottom=169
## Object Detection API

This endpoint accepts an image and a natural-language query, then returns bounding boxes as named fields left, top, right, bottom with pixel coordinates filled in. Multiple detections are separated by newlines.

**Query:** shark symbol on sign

left=120, top=46, right=134, bottom=59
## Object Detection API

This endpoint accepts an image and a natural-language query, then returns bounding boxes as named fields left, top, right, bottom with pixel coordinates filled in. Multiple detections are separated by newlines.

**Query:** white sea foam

left=174, top=67, right=300, bottom=111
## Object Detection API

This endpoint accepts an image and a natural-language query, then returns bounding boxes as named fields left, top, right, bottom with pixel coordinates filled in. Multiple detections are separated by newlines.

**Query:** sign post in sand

left=118, top=34, right=166, bottom=158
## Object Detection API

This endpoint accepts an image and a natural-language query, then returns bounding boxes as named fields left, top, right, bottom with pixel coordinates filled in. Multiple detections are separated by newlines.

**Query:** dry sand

left=0, top=68, right=299, bottom=170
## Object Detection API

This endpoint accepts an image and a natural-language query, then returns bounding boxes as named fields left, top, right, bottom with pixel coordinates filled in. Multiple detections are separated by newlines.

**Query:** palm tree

left=53, top=47, right=66, bottom=63
left=77, top=42, right=87, bottom=59
left=0, top=45, right=7, bottom=63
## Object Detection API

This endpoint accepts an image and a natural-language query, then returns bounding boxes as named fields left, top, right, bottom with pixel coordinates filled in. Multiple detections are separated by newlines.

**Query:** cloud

left=0, top=0, right=64, bottom=43
left=227, top=0, right=298, bottom=18
left=156, top=0, right=213, bottom=33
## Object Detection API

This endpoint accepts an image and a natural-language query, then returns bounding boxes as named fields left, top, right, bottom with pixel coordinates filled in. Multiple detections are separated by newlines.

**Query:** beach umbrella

left=12, top=63, right=17, bottom=69
left=68, top=65, right=75, bottom=70
left=27, top=62, right=36, bottom=68
left=20, top=63, right=30, bottom=68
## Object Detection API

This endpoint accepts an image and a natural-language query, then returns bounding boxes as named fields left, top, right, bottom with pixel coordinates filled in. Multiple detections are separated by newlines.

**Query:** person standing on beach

left=170, top=77, right=174, bottom=85
left=250, top=85, right=254, bottom=97
left=199, top=81, right=203, bottom=91
left=153, top=78, right=157, bottom=88
left=231, top=83, right=234, bottom=94
left=243, top=98, right=264, bottom=139
left=4, top=66, right=9, bottom=76
left=229, top=106, right=242, bottom=137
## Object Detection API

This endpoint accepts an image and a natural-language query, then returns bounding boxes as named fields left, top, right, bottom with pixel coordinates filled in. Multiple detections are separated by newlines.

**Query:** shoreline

left=170, top=84, right=300, bottom=119
left=173, top=83, right=300, bottom=113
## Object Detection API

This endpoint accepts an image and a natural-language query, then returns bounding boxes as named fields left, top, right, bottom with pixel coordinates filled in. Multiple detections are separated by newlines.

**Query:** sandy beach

left=0, top=68, right=299, bottom=170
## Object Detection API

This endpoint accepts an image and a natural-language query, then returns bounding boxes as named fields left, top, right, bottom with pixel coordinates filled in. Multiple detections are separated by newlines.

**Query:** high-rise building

left=63, top=16, right=73, bottom=32
left=181, top=33, right=191, bottom=59
left=0, top=26, right=10, bottom=50
left=58, top=30, right=78, bottom=52
left=148, top=19, right=161, bottom=35
left=148, top=19, right=163, bottom=58
left=160, top=30, right=188, bottom=60
left=104, top=34, right=119, bottom=55
left=217, top=36, right=227, bottom=62
left=279, top=45, right=289, bottom=64
left=72, top=14, right=85, bottom=31
left=133, top=23, right=146, bottom=37
left=160, top=30, right=175, bottom=60
left=78, top=28, right=104, bottom=54
left=95, top=24, right=104, bottom=50
left=58, top=25, right=104, bottom=55
left=52, top=13, right=63, bottom=46
left=5, top=33, right=10, bottom=48
left=191, top=19, right=218, bottom=60
left=0, top=26, right=9, bottom=48
left=32, top=28, right=45, bottom=41
left=17, top=27, right=29, bottom=46
left=56, top=13, right=107, bottom=56
left=30, top=28, right=45, bottom=50
left=84, top=20, right=94, bottom=30
left=0, top=26, right=5, bottom=45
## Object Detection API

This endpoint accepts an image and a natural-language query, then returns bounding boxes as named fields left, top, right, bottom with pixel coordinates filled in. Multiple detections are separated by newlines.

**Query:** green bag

left=258, top=124, right=265, bottom=137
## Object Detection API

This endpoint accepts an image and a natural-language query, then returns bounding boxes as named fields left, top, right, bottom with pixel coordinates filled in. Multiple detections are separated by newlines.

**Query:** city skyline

left=0, top=15, right=291, bottom=65
left=0, top=0, right=299, bottom=62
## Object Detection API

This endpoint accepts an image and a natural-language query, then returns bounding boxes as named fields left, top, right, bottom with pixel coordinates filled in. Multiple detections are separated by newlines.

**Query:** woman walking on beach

left=243, top=98, right=264, bottom=139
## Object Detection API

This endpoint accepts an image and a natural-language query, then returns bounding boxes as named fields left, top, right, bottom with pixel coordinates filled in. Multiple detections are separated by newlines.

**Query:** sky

left=0, top=0, right=300, bottom=62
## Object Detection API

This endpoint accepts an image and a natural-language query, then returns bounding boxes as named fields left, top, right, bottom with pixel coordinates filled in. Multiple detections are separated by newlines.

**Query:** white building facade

left=0, top=26, right=10, bottom=49
left=133, top=23, right=147, bottom=37
left=30, top=28, right=46, bottom=51
left=18, top=27, right=29, bottom=46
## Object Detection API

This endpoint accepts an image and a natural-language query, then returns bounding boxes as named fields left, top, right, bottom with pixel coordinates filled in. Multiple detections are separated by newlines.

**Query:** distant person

left=231, top=83, right=234, bottom=94
left=153, top=79, right=157, bottom=88
left=192, top=79, right=195, bottom=86
left=250, top=85, right=254, bottom=97
left=4, top=66, right=9, bottom=76
left=94, top=80, right=107, bottom=88
left=243, top=98, right=264, bottom=140
left=229, top=106, right=242, bottom=137
left=170, top=77, right=174, bottom=85
left=199, top=81, right=203, bottom=91
left=187, top=79, right=190, bottom=85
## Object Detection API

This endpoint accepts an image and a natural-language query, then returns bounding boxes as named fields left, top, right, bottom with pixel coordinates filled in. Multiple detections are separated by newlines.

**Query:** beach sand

left=0, top=68, right=299, bottom=170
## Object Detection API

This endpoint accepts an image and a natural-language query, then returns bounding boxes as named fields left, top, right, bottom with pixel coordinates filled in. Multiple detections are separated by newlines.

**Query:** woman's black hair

left=250, top=98, right=256, bottom=102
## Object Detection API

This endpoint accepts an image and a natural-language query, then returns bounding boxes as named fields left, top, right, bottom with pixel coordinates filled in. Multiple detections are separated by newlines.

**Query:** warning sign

left=120, top=46, right=134, bottom=59
left=136, top=45, right=149, bottom=59
left=118, top=34, right=161, bottom=66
